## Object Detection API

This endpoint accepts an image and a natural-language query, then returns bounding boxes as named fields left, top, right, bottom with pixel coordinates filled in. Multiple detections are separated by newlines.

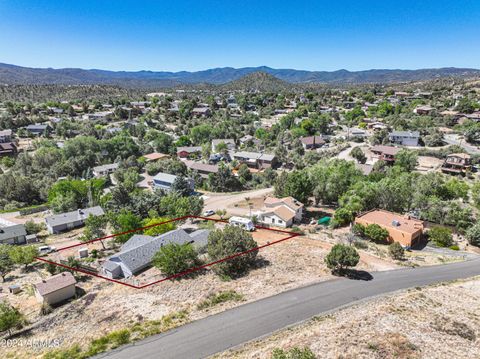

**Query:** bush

left=272, top=347, right=316, bottom=359
left=449, top=245, right=460, bottom=251
left=428, top=227, right=453, bottom=247
left=207, top=225, right=258, bottom=278
left=152, top=243, right=200, bottom=278
left=197, top=290, right=244, bottom=310
left=352, top=223, right=366, bottom=237
left=364, top=224, right=389, bottom=243
left=325, top=244, right=360, bottom=274
left=388, top=242, right=405, bottom=260
left=0, top=302, right=24, bottom=337
left=465, top=222, right=480, bottom=247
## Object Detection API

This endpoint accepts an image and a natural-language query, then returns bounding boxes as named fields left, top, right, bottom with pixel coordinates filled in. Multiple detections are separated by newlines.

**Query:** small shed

left=34, top=272, right=77, bottom=305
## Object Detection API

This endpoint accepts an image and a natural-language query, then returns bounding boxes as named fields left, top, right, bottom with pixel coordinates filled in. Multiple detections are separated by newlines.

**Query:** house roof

left=152, top=172, right=178, bottom=184
left=0, top=224, right=26, bottom=242
left=390, top=130, right=420, bottom=138
left=105, top=229, right=209, bottom=275
left=371, top=145, right=401, bottom=156
left=355, top=209, right=424, bottom=235
left=233, top=151, right=275, bottom=162
left=0, top=129, right=12, bottom=137
left=264, top=196, right=303, bottom=211
left=273, top=206, right=296, bottom=222
left=447, top=153, right=471, bottom=159
left=45, top=206, right=104, bottom=228
left=300, top=136, right=325, bottom=145
left=35, top=272, right=77, bottom=296
left=355, top=163, right=373, bottom=176
left=212, top=139, right=235, bottom=147
left=177, top=146, right=202, bottom=154
left=143, top=152, right=169, bottom=161
left=93, top=163, right=118, bottom=173
left=184, top=160, right=219, bottom=174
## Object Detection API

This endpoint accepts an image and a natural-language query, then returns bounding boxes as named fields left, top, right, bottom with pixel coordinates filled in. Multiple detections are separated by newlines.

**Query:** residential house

left=34, top=272, right=77, bottom=306
left=256, top=197, right=304, bottom=228
left=152, top=172, right=194, bottom=192
left=82, top=111, right=114, bottom=121
left=143, top=152, right=170, bottom=162
left=239, top=135, right=260, bottom=147
left=0, top=142, right=17, bottom=157
left=102, top=229, right=209, bottom=279
left=0, top=129, right=12, bottom=142
left=355, top=209, right=424, bottom=247
left=232, top=151, right=277, bottom=170
left=45, top=206, right=105, bottom=234
left=211, top=139, right=236, bottom=152
left=177, top=146, right=202, bottom=158
left=92, top=163, right=118, bottom=177
left=371, top=145, right=401, bottom=163
left=25, top=124, right=49, bottom=136
left=389, top=131, right=420, bottom=146
left=300, top=136, right=325, bottom=150
left=184, top=160, right=219, bottom=179
left=441, top=153, right=472, bottom=175
left=192, top=107, right=212, bottom=117
left=0, top=219, right=27, bottom=245
left=414, top=105, right=434, bottom=115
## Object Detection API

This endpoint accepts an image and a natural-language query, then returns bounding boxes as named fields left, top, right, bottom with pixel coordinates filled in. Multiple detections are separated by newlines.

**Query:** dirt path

left=202, top=187, right=274, bottom=214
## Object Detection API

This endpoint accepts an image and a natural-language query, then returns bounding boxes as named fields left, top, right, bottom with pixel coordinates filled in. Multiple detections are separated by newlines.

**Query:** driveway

left=95, top=257, right=480, bottom=359
left=444, top=134, right=480, bottom=155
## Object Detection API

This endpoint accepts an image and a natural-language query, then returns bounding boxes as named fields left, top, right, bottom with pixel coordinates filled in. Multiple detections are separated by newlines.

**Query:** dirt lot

left=217, top=276, right=480, bottom=359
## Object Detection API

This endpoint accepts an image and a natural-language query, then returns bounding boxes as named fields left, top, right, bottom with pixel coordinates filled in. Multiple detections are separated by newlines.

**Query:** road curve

left=96, top=258, right=480, bottom=359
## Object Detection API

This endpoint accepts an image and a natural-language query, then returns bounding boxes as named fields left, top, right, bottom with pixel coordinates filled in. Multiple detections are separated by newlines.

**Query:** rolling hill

left=0, top=62, right=479, bottom=87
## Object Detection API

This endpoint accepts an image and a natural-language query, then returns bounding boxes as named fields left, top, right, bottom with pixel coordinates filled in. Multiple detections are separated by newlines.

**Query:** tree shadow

left=334, top=268, right=373, bottom=281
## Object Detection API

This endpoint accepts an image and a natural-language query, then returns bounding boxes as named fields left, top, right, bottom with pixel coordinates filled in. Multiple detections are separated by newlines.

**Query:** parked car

left=38, top=245, right=57, bottom=255
left=203, top=210, right=215, bottom=217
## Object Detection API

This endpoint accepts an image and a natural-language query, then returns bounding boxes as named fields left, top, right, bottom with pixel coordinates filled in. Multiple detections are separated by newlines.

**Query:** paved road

left=444, top=134, right=480, bottom=155
left=96, top=258, right=480, bottom=359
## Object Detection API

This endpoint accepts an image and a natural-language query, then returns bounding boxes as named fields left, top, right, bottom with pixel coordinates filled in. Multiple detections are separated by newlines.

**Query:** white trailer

left=228, top=216, right=255, bottom=231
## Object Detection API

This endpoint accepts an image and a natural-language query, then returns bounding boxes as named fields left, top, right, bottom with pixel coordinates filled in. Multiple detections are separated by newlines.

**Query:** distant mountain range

left=0, top=62, right=479, bottom=87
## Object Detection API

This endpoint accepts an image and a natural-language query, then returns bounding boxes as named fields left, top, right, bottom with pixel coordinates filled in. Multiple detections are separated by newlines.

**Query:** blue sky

left=0, top=0, right=479, bottom=72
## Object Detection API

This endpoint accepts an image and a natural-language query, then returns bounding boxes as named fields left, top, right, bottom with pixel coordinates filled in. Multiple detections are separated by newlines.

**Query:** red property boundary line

left=34, top=215, right=301, bottom=289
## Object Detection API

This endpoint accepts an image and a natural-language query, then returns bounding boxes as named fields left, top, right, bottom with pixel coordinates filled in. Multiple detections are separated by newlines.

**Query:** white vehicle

left=228, top=216, right=255, bottom=231
left=203, top=210, right=215, bottom=217
left=38, top=245, right=56, bottom=254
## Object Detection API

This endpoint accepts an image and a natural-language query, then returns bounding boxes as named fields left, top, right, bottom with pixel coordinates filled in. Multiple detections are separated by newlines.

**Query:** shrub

left=197, top=290, right=244, bottom=310
left=449, top=245, right=460, bottom=251
left=364, top=224, right=389, bottom=243
left=388, top=242, right=405, bottom=260
left=0, top=302, right=24, bottom=337
left=428, top=227, right=453, bottom=247
left=272, top=347, right=316, bottom=359
left=152, top=243, right=200, bottom=278
left=207, top=225, right=258, bottom=278
left=465, top=222, right=480, bottom=247
left=352, top=223, right=366, bottom=237
left=325, top=244, right=360, bottom=274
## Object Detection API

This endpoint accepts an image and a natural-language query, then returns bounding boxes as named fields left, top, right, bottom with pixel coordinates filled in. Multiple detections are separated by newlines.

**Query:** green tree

left=9, top=245, right=39, bottom=269
left=207, top=225, right=258, bottom=278
left=0, top=302, right=24, bottom=337
left=143, top=217, right=177, bottom=236
left=81, top=214, right=109, bottom=249
left=428, top=227, right=453, bottom=247
left=275, top=170, right=312, bottom=204
left=394, top=150, right=418, bottom=172
left=0, top=245, right=14, bottom=281
left=208, top=164, right=241, bottom=192
left=111, top=211, right=142, bottom=243
left=466, top=222, right=480, bottom=247
left=350, top=147, right=367, bottom=164
left=388, top=242, right=405, bottom=260
left=324, top=244, right=360, bottom=274
left=152, top=243, right=200, bottom=277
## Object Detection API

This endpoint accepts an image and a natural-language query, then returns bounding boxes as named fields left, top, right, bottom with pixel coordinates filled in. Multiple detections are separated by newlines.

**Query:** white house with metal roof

left=152, top=172, right=194, bottom=192
left=0, top=218, right=27, bottom=245
left=45, top=206, right=105, bottom=234
left=102, top=229, right=209, bottom=279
